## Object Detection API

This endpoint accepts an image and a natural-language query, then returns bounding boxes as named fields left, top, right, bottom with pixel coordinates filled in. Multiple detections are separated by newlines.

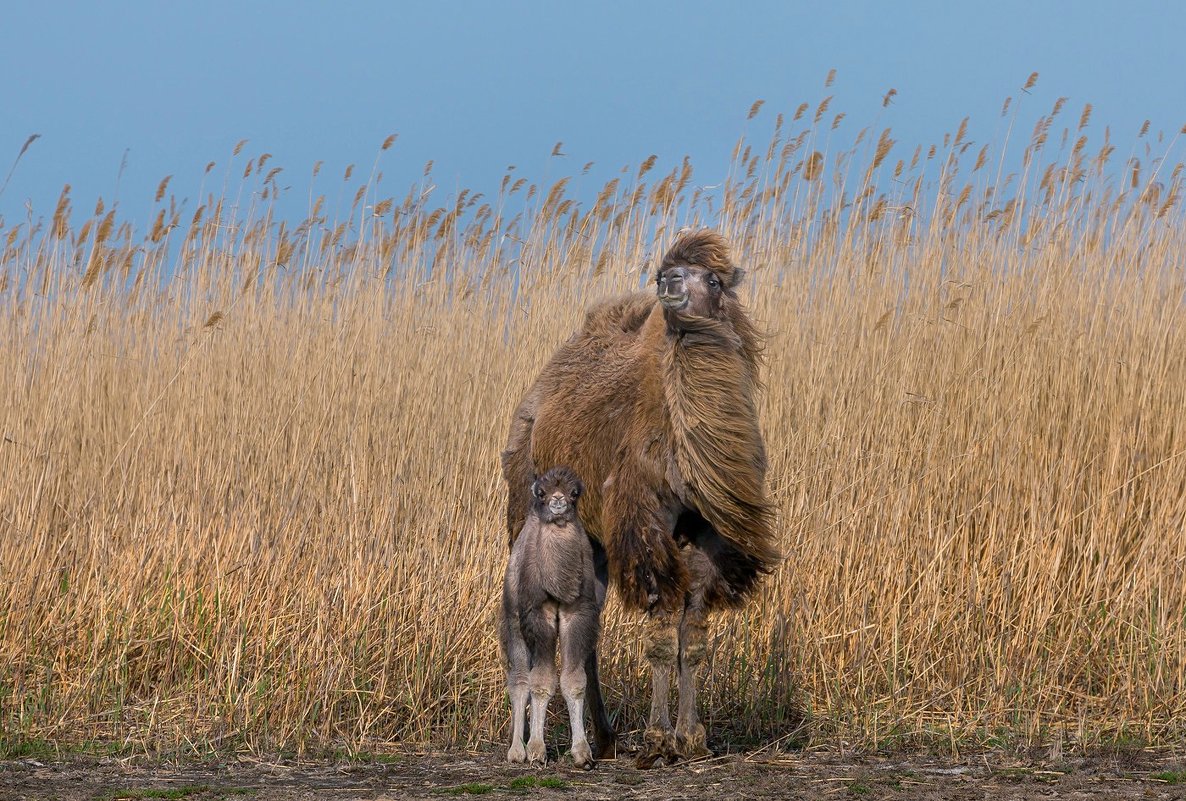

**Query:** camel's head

left=655, top=229, right=743, bottom=323
left=656, top=262, right=724, bottom=318
left=532, top=466, right=584, bottom=527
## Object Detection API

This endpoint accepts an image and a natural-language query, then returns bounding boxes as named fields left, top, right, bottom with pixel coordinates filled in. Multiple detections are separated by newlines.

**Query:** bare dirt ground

left=4, top=747, right=1185, bottom=801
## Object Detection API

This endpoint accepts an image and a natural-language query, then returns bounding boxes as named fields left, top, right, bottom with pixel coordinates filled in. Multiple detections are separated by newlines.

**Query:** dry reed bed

left=1, top=87, right=1185, bottom=753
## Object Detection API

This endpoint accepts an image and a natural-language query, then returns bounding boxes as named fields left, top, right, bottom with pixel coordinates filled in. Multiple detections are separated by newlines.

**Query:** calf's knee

left=560, top=668, right=586, bottom=699
left=528, top=669, right=557, bottom=698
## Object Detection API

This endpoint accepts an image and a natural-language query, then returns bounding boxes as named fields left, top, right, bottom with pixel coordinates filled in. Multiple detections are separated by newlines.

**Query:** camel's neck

left=659, top=316, right=763, bottom=464
left=641, top=303, right=762, bottom=412
left=647, top=303, right=774, bottom=559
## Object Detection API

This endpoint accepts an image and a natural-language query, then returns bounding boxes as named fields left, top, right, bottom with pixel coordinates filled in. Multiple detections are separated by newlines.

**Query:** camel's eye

left=707, top=276, right=720, bottom=289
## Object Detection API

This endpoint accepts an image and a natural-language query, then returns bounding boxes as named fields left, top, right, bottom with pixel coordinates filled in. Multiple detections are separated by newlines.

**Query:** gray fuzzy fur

left=499, top=466, right=601, bottom=769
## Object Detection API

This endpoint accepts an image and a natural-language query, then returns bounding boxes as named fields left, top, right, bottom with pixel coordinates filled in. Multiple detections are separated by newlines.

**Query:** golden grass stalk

left=1, top=94, right=1185, bottom=756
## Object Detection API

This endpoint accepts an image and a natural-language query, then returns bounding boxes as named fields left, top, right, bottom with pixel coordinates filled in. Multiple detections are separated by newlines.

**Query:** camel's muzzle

left=547, top=495, right=569, bottom=517
left=657, top=269, right=689, bottom=310
left=659, top=292, right=689, bottom=310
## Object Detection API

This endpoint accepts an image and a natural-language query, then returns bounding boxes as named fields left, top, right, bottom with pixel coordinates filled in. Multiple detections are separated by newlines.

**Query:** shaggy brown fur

left=503, top=231, right=778, bottom=613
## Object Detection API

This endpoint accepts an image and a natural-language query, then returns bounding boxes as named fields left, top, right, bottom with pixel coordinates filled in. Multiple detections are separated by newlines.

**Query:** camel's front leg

left=675, top=601, right=712, bottom=759
left=504, top=627, right=530, bottom=763
left=526, top=607, right=559, bottom=765
left=636, top=611, right=679, bottom=769
left=602, top=474, right=685, bottom=768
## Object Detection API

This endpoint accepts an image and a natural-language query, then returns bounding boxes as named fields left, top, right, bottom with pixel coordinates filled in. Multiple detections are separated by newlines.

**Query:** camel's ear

left=531, top=479, right=544, bottom=501
left=728, top=266, right=746, bottom=289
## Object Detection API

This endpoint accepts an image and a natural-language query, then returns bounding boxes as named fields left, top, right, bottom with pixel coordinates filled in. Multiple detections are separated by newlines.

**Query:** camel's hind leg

left=636, top=610, right=679, bottom=769
left=675, top=596, right=712, bottom=759
left=672, top=513, right=729, bottom=760
left=559, top=605, right=599, bottom=769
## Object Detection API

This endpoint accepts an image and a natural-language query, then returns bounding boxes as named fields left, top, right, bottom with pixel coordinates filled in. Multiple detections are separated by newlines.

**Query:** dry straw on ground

left=1, top=85, right=1184, bottom=755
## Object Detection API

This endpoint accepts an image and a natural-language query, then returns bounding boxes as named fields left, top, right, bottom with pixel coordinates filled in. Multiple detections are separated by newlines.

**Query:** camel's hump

left=579, top=292, right=656, bottom=338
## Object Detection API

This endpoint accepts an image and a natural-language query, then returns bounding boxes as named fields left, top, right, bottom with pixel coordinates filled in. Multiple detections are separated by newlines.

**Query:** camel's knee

left=507, top=678, right=529, bottom=706
left=681, top=623, right=709, bottom=669
left=528, top=666, right=557, bottom=698
left=644, top=620, right=678, bottom=666
left=529, top=681, right=556, bottom=699
left=505, top=661, right=529, bottom=689
left=645, top=633, right=676, bottom=665
left=560, top=667, right=586, bottom=700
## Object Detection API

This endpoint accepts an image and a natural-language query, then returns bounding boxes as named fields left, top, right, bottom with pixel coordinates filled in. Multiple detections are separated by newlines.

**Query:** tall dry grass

left=2, top=84, right=1185, bottom=755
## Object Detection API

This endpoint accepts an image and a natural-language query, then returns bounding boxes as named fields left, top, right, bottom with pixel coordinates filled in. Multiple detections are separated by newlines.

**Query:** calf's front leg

left=526, top=608, right=558, bottom=765
left=505, top=635, right=530, bottom=763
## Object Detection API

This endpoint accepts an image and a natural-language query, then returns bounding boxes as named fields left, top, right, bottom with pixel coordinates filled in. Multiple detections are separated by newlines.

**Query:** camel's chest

left=529, top=534, right=591, bottom=605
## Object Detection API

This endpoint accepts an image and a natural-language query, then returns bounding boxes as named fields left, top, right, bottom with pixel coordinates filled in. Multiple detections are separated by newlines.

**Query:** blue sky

left=3, top=1, right=1185, bottom=228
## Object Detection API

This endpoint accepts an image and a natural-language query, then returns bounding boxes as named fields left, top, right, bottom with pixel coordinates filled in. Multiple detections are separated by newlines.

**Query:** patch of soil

left=3, top=748, right=1184, bottom=800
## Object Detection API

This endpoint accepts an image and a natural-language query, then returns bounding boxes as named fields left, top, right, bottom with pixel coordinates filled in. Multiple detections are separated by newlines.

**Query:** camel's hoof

left=507, top=742, right=527, bottom=763
left=676, top=723, right=712, bottom=760
left=526, top=739, right=547, bottom=765
left=636, top=726, right=679, bottom=770
left=592, top=734, right=618, bottom=761
left=635, top=750, right=663, bottom=770
left=571, top=741, right=595, bottom=770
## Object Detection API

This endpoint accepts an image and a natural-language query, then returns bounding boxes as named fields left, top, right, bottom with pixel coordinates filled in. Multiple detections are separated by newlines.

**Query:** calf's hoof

left=507, top=742, right=527, bottom=763
left=526, top=739, right=547, bottom=766
left=675, top=722, right=712, bottom=760
left=570, top=740, right=595, bottom=770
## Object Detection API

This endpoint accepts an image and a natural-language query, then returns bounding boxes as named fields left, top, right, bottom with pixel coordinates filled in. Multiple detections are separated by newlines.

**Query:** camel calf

left=500, top=466, right=600, bottom=769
